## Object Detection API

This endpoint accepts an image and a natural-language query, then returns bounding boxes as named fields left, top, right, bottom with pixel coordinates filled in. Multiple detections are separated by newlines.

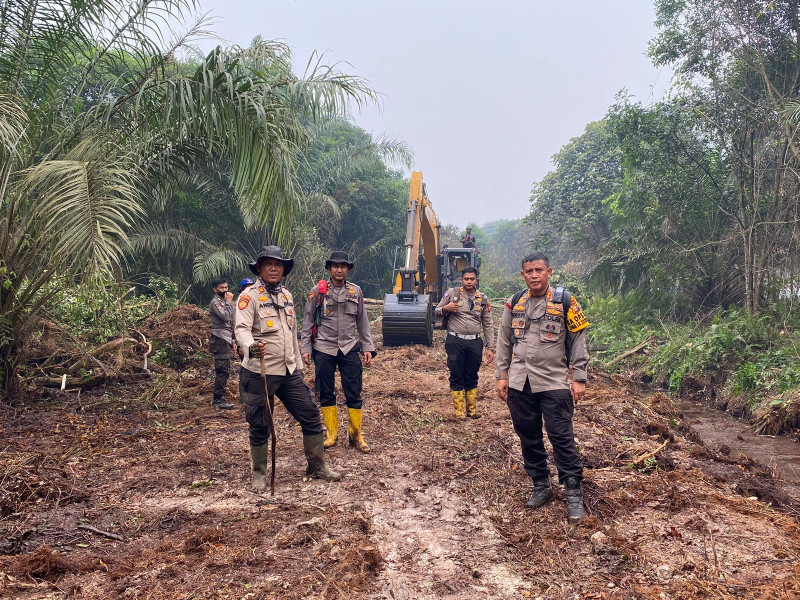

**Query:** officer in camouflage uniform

left=495, top=252, right=590, bottom=522
left=435, top=266, right=495, bottom=419
left=209, top=277, right=235, bottom=410
left=234, top=246, right=341, bottom=489
left=300, top=251, right=376, bottom=453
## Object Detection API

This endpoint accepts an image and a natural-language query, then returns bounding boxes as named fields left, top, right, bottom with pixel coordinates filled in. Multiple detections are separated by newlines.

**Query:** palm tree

left=0, top=0, right=376, bottom=398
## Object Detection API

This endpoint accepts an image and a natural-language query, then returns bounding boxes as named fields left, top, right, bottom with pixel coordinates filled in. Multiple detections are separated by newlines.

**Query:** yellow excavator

left=382, top=171, right=481, bottom=346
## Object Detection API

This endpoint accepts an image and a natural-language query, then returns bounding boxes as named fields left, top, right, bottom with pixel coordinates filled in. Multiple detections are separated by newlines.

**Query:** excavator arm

left=384, top=171, right=441, bottom=345
left=392, top=171, right=441, bottom=295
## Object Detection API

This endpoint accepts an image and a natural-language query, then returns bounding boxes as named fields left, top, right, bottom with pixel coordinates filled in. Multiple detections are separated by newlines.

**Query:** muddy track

left=2, top=331, right=800, bottom=599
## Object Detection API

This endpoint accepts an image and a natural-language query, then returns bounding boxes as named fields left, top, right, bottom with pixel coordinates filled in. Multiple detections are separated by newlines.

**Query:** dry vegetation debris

left=0, top=311, right=799, bottom=598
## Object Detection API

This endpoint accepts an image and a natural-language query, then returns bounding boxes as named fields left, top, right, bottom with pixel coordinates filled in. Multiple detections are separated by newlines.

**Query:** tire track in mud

left=364, top=460, right=532, bottom=600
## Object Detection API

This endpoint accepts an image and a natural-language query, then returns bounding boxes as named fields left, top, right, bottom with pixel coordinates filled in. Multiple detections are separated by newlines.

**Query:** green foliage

left=592, top=297, right=800, bottom=401
left=48, top=276, right=179, bottom=343
left=151, top=341, right=189, bottom=370
left=0, top=0, right=380, bottom=395
left=584, top=293, right=659, bottom=361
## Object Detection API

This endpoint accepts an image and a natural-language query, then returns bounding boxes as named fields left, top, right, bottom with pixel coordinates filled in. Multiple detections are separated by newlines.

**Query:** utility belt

left=448, top=331, right=480, bottom=340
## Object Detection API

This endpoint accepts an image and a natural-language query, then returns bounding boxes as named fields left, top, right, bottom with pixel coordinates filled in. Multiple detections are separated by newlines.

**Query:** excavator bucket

left=382, top=293, right=433, bottom=346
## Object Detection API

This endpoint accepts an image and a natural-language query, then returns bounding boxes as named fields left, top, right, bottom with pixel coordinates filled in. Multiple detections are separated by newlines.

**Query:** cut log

left=67, top=337, right=137, bottom=373
left=607, top=337, right=653, bottom=367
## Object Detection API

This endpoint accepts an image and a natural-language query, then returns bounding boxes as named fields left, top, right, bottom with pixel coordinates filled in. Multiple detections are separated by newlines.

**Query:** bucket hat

left=325, top=250, right=354, bottom=270
left=248, top=245, right=294, bottom=277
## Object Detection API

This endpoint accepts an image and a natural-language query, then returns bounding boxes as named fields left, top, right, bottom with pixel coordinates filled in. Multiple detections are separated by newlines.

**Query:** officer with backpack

left=300, top=251, right=376, bottom=453
left=495, top=253, right=590, bottom=522
left=435, top=266, right=495, bottom=419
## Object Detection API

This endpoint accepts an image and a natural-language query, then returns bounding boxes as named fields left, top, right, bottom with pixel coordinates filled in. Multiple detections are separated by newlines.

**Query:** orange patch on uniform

left=238, top=295, right=251, bottom=310
left=258, top=296, right=268, bottom=302
left=308, top=291, right=315, bottom=301
left=258, top=286, right=265, bottom=293
left=266, top=320, right=273, bottom=327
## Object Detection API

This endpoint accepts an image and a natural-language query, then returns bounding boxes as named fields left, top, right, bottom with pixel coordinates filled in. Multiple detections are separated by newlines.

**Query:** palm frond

left=192, top=246, right=248, bottom=284
left=14, top=136, right=143, bottom=272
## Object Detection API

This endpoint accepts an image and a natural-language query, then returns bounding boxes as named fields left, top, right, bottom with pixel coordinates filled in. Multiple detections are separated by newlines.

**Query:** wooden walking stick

left=259, top=354, right=277, bottom=496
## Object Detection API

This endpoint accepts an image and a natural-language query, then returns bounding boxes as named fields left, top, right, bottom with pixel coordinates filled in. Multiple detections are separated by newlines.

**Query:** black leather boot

left=525, top=477, right=553, bottom=509
left=564, top=476, right=585, bottom=522
left=303, top=434, right=342, bottom=481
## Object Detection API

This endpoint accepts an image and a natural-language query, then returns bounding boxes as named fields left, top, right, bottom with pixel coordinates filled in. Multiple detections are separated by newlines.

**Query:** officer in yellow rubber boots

left=300, top=251, right=376, bottom=453
left=234, top=246, right=341, bottom=489
left=495, top=253, right=590, bottom=522
left=435, top=266, right=495, bottom=419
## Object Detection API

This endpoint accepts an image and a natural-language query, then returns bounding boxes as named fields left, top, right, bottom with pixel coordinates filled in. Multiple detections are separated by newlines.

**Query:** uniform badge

left=266, top=319, right=273, bottom=327
left=308, top=291, right=315, bottom=301
left=258, top=286, right=265, bottom=293
left=258, top=295, right=268, bottom=302
left=238, top=295, right=251, bottom=310
left=514, top=328, right=522, bottom=338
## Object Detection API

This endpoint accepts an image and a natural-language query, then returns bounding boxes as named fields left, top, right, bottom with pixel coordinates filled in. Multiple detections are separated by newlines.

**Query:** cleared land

left=1, top=305, right=799, bottom=599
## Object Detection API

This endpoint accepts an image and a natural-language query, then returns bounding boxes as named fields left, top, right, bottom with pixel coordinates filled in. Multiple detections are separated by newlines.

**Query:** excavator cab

left=437, top=247, right=480, bottom=294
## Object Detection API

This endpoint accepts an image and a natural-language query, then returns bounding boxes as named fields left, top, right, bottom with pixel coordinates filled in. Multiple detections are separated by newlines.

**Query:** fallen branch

left=31, top=373, right=109, bottom=390
left=67, top=337, right=138, bottom=373
left=362, top=297, right=384, bottom=305
left=632, top=439, right=670, bottom=466
left=77, top=524, right=126, bottom=542
left=606, top=337, right=653, bottom=367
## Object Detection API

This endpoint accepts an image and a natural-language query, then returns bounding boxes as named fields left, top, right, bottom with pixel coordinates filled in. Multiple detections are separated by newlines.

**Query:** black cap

left=248, top=245, right=294, bottom=277
left=325, top=251, right=354, bottom=270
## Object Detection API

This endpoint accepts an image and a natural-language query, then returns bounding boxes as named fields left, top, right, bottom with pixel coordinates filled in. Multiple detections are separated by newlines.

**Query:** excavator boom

left=382, top=171, right=440, bottom=346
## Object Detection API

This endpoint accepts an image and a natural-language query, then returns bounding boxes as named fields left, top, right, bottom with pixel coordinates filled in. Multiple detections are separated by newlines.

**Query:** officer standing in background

left=235, top=246, right=341, bottom=489
left=495, top=253, right=590, bottom=522
left=435, top=266, right=495, bottom=419
left=209, top=277, right=235, bottom=410
left=460, top=227, right=478, bottom=252
left=300, top=251, right=376, bottom=453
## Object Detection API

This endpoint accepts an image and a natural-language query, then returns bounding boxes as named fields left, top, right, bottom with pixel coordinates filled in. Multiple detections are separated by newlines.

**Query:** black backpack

left=509, top=286, right=574, bottom=366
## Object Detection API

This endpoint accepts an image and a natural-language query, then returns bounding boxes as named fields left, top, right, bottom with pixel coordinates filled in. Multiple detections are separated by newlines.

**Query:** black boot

left=525, top=477, right=553, bottom=509
left=303, top=434, right=342, bottom=481
left=250, top=444, right=268, bottom=490
left=212, top=395, right=234, bottom=410
left=564, top=476, right=585, bottom=522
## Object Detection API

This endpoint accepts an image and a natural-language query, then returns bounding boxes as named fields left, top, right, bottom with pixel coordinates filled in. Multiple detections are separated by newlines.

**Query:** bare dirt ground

left=2, top=306, right=800, bottom=599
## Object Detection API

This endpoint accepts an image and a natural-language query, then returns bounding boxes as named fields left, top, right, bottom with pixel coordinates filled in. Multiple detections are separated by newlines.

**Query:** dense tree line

left=0, top=0, right=404, bottom=396
left=530, top=0, right=800, bottom=318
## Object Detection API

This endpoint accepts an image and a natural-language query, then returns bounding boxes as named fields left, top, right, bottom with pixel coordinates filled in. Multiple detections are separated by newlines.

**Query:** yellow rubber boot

left=321, top=406, right=338, bottom=448
left=465, top=388, right=480, bottom=419
left=452, top=390, right=466, bottom=419
left=347, top=408, right=371, bottom=453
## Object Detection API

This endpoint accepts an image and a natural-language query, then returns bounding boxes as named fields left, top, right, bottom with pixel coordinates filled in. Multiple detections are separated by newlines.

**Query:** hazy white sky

left=195, top=0, right=669, bottom=228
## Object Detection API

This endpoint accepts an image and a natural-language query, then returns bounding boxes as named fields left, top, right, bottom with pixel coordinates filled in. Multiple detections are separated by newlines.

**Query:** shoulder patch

left=566, top=299, right=589, bottom=332
left=308, top=291, right=315, bottom=301
left=258, top=285, right=265, bottom=293
left=238, top=295, right=251, bottom=310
